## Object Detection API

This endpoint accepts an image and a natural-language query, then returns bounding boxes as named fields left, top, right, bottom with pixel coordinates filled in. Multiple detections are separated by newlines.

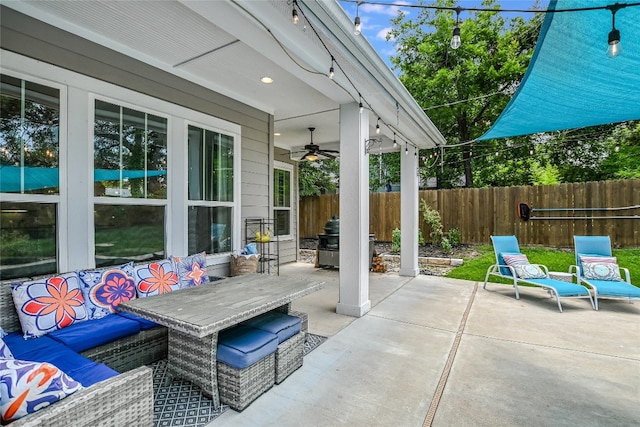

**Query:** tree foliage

left=298, top=158, right=339, bottom=196
left=389, top=0, right=544, bottom=188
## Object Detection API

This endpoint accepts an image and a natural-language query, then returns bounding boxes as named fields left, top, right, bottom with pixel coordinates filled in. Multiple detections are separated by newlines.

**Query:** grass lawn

left=447, top=244, right=640, bottom=287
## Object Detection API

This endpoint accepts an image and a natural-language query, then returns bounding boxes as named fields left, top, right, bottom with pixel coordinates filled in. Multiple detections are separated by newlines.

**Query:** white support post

left=399, top=145, right=419, bottom=276
left=336, top=102, right=371, bottom=317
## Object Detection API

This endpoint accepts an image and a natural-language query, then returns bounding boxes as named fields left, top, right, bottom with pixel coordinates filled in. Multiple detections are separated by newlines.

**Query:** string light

left=405, top=142, right=408, bottom=155
left=354, top=1, right=362, bottom=35
left=393, top=132, right=397, bottom=147
left=615, top=143, right=620, bottom=152
left=606, top=3, right=624, bottom=58
left=329, top=56, right=335, bottom=79
left=359, top=93, right=364, bottom=113
left=292, top=1, right=299, bottom=25
left=376, top=117, right=380, bottom=134
left=451, top=7, right=462, bottom=50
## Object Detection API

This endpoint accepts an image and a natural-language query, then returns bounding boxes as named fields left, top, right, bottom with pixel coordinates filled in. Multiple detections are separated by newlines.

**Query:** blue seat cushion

left=217, top=325, right=278, bottom=370
left=3, top=331, right=97, bottom=375
left=48, top=314, right=141, bottom=352
left=243, top=312, right=301, bottom=344
left=116, top=312, right=159, bottom=330
left=66, top=362, right=119, bottom=387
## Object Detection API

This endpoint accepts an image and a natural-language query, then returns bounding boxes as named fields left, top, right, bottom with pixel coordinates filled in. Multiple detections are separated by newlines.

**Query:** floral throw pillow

left=172, top=252, right=209, bottom=288
left=0, top=359, right=82, bottom=423
left=78, top=262, right=136, bottom=319
left=0, top=338, right=13, bottom=360
left=582, top=262, right=622, bottom=281
left=11, top=274, right=88, bottom=339
left=134, top=259, right=180, bottom=298
left=502, top=253, right=546, bottom=279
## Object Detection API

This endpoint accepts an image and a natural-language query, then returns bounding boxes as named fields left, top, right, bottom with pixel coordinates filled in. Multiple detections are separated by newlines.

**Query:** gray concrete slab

left=208, top=264, right=640, bottom=427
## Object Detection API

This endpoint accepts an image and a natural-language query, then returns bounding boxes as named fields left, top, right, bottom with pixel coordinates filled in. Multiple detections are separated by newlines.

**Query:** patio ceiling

left=479, top=0, right=640, bottom=141
left=4, top=0, right=445, bottom=154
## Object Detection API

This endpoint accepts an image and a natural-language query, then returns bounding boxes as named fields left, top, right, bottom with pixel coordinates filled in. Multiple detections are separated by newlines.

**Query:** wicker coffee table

left=119, top=274, right=324, bottom=409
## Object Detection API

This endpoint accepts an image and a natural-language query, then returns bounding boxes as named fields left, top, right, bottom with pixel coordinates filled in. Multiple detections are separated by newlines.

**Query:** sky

left=337, top=0, right=551, bottom=69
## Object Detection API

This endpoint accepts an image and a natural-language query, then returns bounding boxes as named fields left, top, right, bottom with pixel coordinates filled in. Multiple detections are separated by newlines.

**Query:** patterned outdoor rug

left=151, top=333, right=327, bottom=426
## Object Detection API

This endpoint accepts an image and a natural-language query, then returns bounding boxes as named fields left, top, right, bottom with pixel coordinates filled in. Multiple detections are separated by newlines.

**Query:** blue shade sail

left=0, top=166, right=165, bottom=193
left=479, top=0, right=640, bottom=141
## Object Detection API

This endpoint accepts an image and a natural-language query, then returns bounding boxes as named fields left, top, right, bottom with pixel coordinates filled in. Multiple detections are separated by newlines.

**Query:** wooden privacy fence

left=299, top=179, right=640, bottom=248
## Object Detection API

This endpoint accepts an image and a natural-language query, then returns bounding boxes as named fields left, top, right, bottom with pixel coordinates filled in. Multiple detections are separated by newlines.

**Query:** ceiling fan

left=296, top=127, right=339, bottom=161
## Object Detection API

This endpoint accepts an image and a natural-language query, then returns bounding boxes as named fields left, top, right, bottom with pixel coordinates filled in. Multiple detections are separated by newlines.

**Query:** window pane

left=274, top=169, right=291, bottom=208
left=188, top=126, right=234, bottom=202
left=94, top=100, right=167, bottom=199
left=188, top=206, right=232, bottom=254
left=94, top=204, right=165, bottom=267
left=274, top=210, right=290, bottom=236
left=0, top=202, right=57, bottom=279
left=0, top=74, right=60, bottom=195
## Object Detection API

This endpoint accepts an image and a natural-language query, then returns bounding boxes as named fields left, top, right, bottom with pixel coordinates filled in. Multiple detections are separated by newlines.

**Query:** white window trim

left=273, top=160, right=293, bottom=241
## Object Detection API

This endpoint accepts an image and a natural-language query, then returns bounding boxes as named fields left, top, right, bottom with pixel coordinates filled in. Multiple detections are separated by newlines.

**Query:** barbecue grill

left=316, top=216, right=375, bottom=268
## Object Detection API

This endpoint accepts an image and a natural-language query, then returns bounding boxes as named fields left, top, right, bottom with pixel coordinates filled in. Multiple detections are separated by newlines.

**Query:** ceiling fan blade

left=321, top=149, right=340, bottom=153
left=318, top=151, right=336, bottom=159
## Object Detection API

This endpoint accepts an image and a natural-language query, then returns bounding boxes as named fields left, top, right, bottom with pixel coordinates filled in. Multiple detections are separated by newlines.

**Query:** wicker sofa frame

left=1, top=276, right=167, bottom=426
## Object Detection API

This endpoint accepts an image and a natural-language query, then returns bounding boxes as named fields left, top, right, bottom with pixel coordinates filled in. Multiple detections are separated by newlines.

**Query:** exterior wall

left=1, top=6, right=279, bottom=276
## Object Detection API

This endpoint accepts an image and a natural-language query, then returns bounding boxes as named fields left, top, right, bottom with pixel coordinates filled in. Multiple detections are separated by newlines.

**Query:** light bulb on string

left=376, top=118, right=380, bottom=134
left=405, top=142, right=408, bottom=155
left=393, top=133, right=397, bottom=148
left=329, top=57, right=335, bottom=79
left=354, top=2, right=362, bottom=35
left=615, top=143, right=620, bottom=152
left=450, top=7, right=462, bottom=50
left=292, top=3, right=299, bottom=25
left=606, top=4, right=623, bottom=58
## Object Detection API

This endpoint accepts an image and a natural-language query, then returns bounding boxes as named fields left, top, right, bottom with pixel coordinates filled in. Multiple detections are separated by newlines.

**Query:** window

left=94, top=100, right=167, bottom=199
left=187, top=125, right=235, bottom=254
left=0, top=74, right=61, bottom=279
left=274, top=161, right=293, bottom=239
left=93, top=100, right=168, bottom=266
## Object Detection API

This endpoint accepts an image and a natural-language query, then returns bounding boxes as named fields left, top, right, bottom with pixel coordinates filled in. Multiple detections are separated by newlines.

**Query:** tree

left=298, top=158, right=339, bottom=196
left=388, top=0, right=544, bottom=188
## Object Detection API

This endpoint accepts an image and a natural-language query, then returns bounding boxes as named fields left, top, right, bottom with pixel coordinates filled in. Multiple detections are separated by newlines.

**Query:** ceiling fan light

left=305, top=153, right=319, bottom=161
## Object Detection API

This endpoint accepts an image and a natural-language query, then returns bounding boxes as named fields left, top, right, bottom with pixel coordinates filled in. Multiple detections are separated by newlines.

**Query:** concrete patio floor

left=210, top=262, right=640, bottom=427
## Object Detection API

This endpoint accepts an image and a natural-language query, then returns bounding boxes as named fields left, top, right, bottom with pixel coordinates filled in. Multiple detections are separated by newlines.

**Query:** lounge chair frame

left=572, top=235, right=640, bottom=310
left=484, top=236, right=594, bottom=312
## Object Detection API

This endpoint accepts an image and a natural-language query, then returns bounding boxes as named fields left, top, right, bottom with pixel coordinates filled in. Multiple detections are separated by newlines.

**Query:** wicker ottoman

left=216, top=325, right=278, bottom=411
left=217, top=353, right=276, bottom=411
left=275, top=332, right=305, bottom=384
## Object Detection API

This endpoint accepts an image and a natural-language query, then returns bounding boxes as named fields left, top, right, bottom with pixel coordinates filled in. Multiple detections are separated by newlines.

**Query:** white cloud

left=361, top=3, right=405, bottom=17
left=376, top=27, right=394, bottom=41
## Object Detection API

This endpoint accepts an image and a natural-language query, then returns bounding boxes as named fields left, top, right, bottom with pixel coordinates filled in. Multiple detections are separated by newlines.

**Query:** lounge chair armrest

left=620, top=267, right=631, bottom=283
left=532, top=264, right=549, bottom=275
left=11, top=366, right=153, bottom=427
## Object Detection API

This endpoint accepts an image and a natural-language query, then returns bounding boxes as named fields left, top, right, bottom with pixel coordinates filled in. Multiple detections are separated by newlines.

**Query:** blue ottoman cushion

left=217, top=325, right=278, bottom=370
left=48, top=314, right=141, bottom=352
left=243, top=312, right=301, bottom=343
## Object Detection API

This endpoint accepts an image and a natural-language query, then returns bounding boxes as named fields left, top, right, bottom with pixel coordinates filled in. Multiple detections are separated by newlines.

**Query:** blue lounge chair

left=572, top=235, right=640, bottom=310
left=484, top=235, right=594, bottom=312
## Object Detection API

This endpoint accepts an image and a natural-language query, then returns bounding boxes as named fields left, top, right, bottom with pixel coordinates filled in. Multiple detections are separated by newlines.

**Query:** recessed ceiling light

left=261, top=76, right=274, bottom=84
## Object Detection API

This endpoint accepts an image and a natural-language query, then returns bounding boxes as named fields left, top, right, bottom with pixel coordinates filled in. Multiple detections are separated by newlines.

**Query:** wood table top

left=119, top=274, right=324, bottom=338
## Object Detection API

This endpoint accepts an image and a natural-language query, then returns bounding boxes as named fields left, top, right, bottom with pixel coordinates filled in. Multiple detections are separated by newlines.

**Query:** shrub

left=419, top=200, right=443, bottom=244
left=447, top=228, right=461, bottom=247
left=391, top=227, right=425, bottom=252
left=441, top=237, right=452, bottom=254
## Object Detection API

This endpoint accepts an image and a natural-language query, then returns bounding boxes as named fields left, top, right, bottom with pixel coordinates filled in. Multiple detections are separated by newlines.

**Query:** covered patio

left=212, top=263, right=640, bottom=426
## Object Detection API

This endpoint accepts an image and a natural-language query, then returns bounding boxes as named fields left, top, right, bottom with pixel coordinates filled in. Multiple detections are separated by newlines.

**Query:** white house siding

left=0, top=7, right=286, bottom=276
